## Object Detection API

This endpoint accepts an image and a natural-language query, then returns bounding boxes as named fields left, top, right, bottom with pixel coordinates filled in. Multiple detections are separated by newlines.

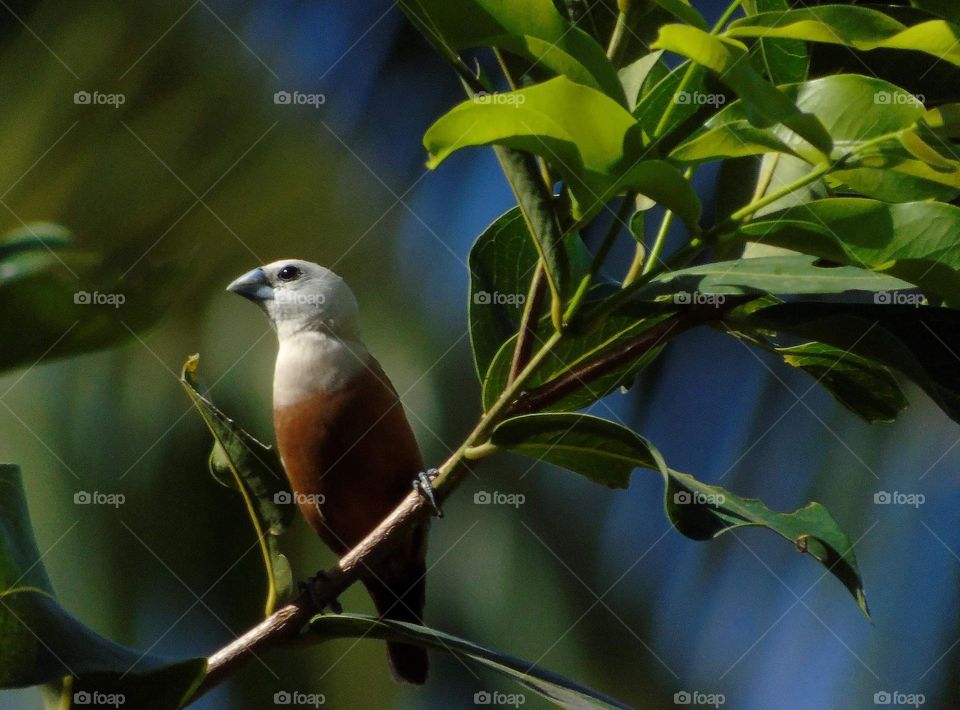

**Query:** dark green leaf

left=489, top=414, right=869, bottom=617
left=736, top=301, right=960, bottom=424
left=734, top=199, right=960, bottom=306
left=309, top=612, right=630, bottom=710
left=399, top=0, right=624, bottom=102
left=0, top=464, right=206, bottom=707
left=468, top=207, right=592, bottom=381
left=482, top=305, right=676, bottom=411
left=181, top=355, right=295, bottom=614
left=743, top=0, right=809, bottom=85
left=776, top=342, right=908, bottom=423
left=650, top=0, right=708, bottom=31
left=635, top=255, right=913, bottom=298
left=618, top=50, right=664, bottom=111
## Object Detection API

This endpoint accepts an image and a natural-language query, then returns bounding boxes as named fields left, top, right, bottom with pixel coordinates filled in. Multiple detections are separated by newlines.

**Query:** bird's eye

left=277, top=265, right=301, bottom=282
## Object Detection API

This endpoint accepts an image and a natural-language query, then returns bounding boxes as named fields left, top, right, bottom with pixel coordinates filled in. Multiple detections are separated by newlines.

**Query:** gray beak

left=226, top=267, right=274, bottom=301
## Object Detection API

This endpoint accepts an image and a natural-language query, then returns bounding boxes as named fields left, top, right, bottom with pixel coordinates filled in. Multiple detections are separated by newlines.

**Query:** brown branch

left=511, top=300, right=748, bottom=414
left=189, top=467, right=454, bottom=701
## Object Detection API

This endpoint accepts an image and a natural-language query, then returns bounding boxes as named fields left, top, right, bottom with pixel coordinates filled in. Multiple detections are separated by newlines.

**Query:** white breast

left=273, top=330, right=371, bottom=407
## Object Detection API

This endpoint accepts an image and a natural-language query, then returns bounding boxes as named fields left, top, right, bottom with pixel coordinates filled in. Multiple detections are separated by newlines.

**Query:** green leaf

left=633, top=59, right=707, bottom=139
left=734, top=198, right=960, bottom=307
left=482, top=304, right=676, bottom=412
left=0, top=222, right=72, bottom=262
left=697, top=73, right=960, bottom=201
left=468, top=207, right=592, bottom=381
left=0, top=464, right=206, bottom=707
left=489, top=414, right=869, bottom=617
left=424, top=76, right=702, bottom=228
left=652, top=25, right=833, bottom=155
left=776, top=342, right=908, bottom=423
left=727, top=6, right=960, bottom=69
left=309, top=612, right=630, bottom=710
left=399, top=0, right=624, bottom=102
left=743, top=0, right=809, bottom=85
left=736, top=301, right=960, bottom=425
left=650, top=0, right=708, bottom=31
left=634, top=255, right=914, bottom=298
left=181, top=355, right=295, bottom=615
left=618, top=50, right=663, bottom=111
left=670, top=120, right=799, bottom=164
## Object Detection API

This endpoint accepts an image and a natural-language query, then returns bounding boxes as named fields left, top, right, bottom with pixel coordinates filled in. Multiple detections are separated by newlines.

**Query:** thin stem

left=606, top=11, right=631, bottom=66
left=727, top=161, right=830, bottom=224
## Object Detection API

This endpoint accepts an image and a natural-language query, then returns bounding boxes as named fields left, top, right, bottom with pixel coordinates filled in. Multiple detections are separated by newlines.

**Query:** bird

left=227, top=259, right=432, bottom=684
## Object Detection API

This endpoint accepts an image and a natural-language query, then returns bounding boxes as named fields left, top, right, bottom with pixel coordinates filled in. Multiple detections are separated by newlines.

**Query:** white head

left=226, top=259, right=362, bottom=341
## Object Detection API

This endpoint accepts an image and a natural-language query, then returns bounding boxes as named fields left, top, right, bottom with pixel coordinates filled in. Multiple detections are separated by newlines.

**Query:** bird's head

left=226, top=259, right=361, bottom=341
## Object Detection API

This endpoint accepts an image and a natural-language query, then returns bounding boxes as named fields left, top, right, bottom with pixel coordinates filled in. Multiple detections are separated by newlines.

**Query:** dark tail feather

left=363, top=567, right=428, bottom=684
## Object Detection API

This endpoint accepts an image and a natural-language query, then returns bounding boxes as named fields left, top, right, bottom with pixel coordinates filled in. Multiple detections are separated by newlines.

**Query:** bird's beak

left=226, top=267, right=274, bottom=301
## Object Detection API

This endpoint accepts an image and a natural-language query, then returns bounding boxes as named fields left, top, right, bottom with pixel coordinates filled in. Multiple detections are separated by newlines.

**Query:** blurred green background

left=2, top=2, right=960, bottom=709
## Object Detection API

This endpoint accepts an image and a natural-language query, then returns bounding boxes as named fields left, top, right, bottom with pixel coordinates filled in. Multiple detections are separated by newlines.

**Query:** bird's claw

left=299, top=570, right=343, bottom=614
left=413, top=468, right=443, bottom=518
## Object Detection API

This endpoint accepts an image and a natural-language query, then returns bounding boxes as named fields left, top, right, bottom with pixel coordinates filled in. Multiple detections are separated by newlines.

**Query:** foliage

left=5, top=1, right=960, bottom=707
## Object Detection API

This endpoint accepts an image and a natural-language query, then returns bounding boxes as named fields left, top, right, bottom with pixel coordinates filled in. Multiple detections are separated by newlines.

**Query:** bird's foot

left=413, top=468, right=443, bottom=518
left=298, top=570, right=343, bottom=614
